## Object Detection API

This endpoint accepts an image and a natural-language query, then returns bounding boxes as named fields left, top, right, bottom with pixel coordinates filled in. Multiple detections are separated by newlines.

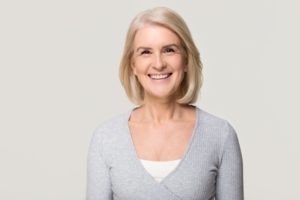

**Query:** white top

left=140, top=159, right=181, bottom=183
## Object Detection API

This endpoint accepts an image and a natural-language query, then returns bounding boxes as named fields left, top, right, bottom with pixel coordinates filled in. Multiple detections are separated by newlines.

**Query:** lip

left=148, top=72, right=173, bottom=80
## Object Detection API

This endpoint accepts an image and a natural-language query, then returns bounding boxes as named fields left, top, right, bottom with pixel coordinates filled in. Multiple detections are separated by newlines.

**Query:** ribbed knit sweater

left=86, top=106, right=243, bottom=200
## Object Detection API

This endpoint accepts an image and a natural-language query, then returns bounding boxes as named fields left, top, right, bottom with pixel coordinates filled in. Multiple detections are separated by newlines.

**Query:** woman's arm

left=215, top=122, right=244, bottom=200
left=86, top=128, right=112, bottom=200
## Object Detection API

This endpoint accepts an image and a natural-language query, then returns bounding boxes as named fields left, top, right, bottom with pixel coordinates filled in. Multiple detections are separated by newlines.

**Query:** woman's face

left=131, top=24, right=186, bottom=102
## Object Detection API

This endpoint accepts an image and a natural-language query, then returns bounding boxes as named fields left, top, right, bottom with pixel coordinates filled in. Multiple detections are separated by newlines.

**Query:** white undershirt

left=140, top=159, right=181, bottom=183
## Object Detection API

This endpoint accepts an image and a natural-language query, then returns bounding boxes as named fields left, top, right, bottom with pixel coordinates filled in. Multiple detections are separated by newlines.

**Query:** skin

left=129, top=24, right=197, bottom=161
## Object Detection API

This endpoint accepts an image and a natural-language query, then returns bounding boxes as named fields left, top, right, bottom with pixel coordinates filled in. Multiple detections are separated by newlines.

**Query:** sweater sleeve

left=215, top=122, right=244, bottom=200
left=86, top=128, right=112, bottom=200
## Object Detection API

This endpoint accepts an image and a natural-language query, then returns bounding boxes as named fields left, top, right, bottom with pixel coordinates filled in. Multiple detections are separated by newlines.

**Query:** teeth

left=149, top=73, right=171, bottom=80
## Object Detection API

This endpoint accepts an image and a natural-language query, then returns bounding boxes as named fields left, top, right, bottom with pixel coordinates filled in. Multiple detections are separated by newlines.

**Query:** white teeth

left=149, top=73, right=171, bottom=80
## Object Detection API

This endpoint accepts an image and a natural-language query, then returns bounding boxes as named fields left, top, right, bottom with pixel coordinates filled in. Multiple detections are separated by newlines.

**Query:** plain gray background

left=1, top=0, right=299, bottom=199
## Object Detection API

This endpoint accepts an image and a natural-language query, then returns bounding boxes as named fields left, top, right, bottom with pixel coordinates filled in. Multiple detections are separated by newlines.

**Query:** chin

left=146, top=90, right=178, bottom=101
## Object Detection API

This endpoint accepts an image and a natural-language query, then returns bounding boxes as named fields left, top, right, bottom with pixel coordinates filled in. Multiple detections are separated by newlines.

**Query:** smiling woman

left=119, top=7, right=202, bottom=106
left=131, top=25, right=186, bottom=102
left=87, top=7, right=243, bottom=200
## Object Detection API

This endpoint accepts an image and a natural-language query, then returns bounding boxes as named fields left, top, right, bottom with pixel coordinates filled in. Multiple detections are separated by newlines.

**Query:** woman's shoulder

left=196, top=107, right=238, bottom=139
left=197, top=107, right=229, bottom=124
left=91, top=109, right=131, bottom=139
left=195, top=107, right=241, bottom=161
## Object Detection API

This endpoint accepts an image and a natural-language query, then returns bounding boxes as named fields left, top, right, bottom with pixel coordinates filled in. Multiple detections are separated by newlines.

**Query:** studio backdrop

left=0, top=0, right=299, bottom=199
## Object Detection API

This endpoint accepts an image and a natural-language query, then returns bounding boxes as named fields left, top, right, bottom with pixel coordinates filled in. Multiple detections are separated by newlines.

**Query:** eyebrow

left=135, top=44, right=181, bottom=52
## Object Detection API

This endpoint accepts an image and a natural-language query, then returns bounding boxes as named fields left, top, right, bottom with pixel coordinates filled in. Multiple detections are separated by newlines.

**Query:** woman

left=87, top=7, right=243, bottom=200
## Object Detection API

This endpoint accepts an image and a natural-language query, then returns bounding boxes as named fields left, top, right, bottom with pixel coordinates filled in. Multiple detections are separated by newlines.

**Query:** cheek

left=134, top=66, right=145, bottom=76
left=132, top=59, right=149, bottom=74
left=131, top=59, right=140, bottom=75
left=170, top=56, right=186, bottom=70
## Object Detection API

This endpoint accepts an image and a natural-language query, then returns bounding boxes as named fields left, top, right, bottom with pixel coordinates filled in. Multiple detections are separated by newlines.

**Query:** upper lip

left=148, top=73, right=172, bottom=76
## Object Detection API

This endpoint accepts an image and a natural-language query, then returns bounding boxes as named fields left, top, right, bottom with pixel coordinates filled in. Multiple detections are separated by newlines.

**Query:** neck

left=139, top=100, right=187, bottom=123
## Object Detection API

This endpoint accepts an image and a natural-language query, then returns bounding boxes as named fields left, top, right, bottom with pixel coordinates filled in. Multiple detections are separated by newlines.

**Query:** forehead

left=133, top=24, right=180, bottom=48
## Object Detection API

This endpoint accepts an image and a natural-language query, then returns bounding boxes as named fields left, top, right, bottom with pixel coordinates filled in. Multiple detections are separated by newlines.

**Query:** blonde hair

left=119, top=7, right=203, bottom=105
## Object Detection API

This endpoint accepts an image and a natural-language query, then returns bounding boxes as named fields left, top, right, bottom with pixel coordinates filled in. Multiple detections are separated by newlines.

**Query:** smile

left=148, top=73, right=172, bottom=80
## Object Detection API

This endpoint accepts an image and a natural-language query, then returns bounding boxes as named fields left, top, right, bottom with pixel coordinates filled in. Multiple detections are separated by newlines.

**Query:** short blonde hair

left=119, top=7, right=203, bottom=105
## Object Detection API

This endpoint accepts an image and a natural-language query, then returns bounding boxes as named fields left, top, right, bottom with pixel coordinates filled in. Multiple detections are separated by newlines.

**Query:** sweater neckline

left=124, top=105, right=200, bottom=185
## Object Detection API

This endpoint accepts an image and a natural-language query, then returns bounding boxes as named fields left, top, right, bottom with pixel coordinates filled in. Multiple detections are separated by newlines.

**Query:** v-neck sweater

left=86, top=106, right=243, bottom=200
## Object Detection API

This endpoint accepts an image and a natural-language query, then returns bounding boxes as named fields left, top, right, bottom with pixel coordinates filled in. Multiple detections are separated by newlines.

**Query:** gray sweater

left=86, top=106, right=243, bottom=200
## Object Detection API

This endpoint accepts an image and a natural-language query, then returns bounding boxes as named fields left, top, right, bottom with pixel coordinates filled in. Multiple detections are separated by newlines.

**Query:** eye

left=141, top=50, right=151, bottom=55
left=164, top=47, right=175, bottom=54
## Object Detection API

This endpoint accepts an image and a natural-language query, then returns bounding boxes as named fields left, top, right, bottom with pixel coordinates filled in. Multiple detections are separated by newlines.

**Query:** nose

left=152, top=53, right=166, bottom=70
